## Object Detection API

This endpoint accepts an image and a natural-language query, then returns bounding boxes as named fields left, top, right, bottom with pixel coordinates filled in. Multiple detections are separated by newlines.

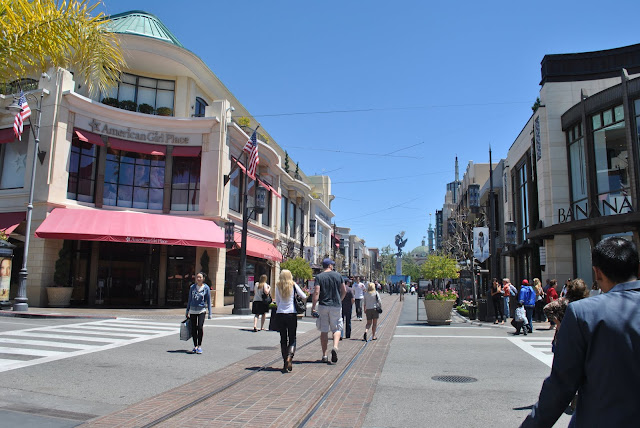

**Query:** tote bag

left=180, top=318, right=191, bottom=341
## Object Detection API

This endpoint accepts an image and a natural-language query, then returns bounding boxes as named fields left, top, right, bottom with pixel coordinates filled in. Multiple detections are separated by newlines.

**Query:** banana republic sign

left=75, top=115, right=202, bottom=145
left=557, top=195, right=633, bottom=223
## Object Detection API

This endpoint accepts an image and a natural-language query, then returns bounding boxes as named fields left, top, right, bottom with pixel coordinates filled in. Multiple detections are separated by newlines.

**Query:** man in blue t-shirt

left=312, top=258, right=346, bottom=364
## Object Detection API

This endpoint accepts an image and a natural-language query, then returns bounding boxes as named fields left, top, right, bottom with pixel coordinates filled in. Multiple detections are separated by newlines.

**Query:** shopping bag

left=180, top=318, right=191, bottom=341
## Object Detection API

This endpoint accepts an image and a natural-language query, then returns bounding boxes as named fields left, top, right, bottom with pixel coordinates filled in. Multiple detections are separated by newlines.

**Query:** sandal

left=253, top=327, right=257, bottom=332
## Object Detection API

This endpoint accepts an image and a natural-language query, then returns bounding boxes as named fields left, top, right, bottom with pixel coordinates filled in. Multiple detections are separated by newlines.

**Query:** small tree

left=401, top=256, right=421, bottom=280
left=379, top=245, right=396, bottom=278
left=284, top=152, right=290, bottom=173
left=53, top=245, right=72, bottom=287
left=280, top=257, right=312, bottom=282
left=421, top=254, right=459, bottom=286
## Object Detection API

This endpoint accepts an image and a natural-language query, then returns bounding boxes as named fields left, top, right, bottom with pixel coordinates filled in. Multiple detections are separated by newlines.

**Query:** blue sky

left=101, top=0, right=640, bottom=251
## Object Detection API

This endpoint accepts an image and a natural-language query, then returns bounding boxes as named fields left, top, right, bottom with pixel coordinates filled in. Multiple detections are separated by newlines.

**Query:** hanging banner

left=473, top=227, right=490, bottom=263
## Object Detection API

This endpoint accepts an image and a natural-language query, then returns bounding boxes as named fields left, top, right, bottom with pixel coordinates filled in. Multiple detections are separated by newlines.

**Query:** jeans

left=190, top=312, right=206, bottom=347
left=341, top=307, right=352, bottom=338
left=355, top=299, right=363, bottom=319
left=525, top=306, right=534, bottom=332
left=503, top=296, right=511, bottom=318
left=492, top=297, right=504, bottom=321
left=277, top=312, right=297, bottom=359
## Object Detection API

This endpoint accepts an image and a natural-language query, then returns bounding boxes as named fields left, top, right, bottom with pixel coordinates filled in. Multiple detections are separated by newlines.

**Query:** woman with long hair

left=363, top=282, right=381, bottom=341
left=252, top=274, right=270, bottom=332
left=533, top=278, right=546, bottom=322
left=490, top=278, right=505, bottom=324
left=275, top=269, right=307, bottom=373
left=185, top=272, right=212, bottom=354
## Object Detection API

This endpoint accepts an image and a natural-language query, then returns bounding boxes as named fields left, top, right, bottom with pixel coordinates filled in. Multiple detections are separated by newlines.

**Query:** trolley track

left=135, top=295, right=399, bottom=428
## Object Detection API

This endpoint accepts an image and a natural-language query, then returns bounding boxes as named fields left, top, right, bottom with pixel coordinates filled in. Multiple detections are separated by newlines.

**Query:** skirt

left=365, top=308, right=379, bottom=320
left=252, top=300, right=269, bottom=315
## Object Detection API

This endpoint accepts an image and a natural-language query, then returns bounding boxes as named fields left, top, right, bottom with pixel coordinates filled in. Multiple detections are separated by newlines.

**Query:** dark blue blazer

left=521, top=280, right=640, bottom=427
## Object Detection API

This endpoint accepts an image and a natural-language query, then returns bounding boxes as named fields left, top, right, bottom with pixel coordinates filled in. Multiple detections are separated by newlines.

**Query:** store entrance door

left=96, top=242, right=159, bottom=306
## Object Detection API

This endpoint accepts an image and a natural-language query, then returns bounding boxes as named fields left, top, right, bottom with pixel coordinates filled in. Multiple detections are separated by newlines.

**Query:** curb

left=0, top=311, right=115, bottom=320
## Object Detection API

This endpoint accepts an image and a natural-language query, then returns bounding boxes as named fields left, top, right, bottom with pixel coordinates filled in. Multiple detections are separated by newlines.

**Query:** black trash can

left=468, top=304, right=477, bottom=320
left=478, top=299, right=488, bottom=321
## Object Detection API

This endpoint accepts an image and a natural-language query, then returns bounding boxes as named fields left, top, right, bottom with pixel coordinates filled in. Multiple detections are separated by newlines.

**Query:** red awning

left=258, top=178, right=282, bottom=199
left=109, top=138, right=166, bottom=156
left=172, top=146, right=201, bottom=157
left=233, top=232, right=282, bottom=262
left=0, top=211, right=25, bottom=235
left=35, top=208, right=225, bottom=248
left=74, top=129, right=104, bottom=146
left=0, top=128, right=15, bottom=144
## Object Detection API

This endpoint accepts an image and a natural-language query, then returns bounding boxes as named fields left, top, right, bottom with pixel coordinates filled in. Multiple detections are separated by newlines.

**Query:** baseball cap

left=522, top=279, right=529, bottom=285
left=322, top=258, right=335, bottom=268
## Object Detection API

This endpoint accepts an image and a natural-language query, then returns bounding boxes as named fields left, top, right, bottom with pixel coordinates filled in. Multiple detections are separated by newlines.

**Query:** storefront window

left=281, top=196, right=288, bottom=233
left=261, top=189, right=271, bottom=227
left=516, top=162, right=529, bottom=241
left=592, top=106, right=630, bottom=216
left=104, top=149, right=165, bottom=209
left=194, top=97, right=207, bottom=117
left=247, top=179, right=256, bottom=220
left=165, top=246, right=196, bottom=306
left=171, top=157, right=200, bottom=211
left=574, top=238, right=592, bottom=284
left=101, top=72, right=175, bottom=116
left=229, top=167, right=241, bottom=213
left=288, top=199, right=296, bottom=238
left=68, top=135, right=98, bottom=202
left=0, top=130, right=28, bottom=189
left=568, top=123, right=587, bottom=220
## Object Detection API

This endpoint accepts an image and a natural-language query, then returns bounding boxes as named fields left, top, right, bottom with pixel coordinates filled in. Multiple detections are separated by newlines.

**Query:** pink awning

left=0, top=211, right=25, bottom=235
left=172, top=146, right=201, bottom=157
left=109, top=138, right=166, bottom=156
left=233, top=232, right=282, bottom=262
left=35, top=208, right=225, bottom=248
left=258, top=178, right=282, bottom=199
left=74, top=129, right=104, bottom=146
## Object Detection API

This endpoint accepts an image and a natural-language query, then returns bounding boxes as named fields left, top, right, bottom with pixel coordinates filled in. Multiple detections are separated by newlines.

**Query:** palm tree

left=0, top=0, right=125, bottom=96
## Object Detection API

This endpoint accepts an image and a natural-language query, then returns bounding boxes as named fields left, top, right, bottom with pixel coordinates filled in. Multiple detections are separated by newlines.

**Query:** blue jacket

left=521, top=280, right=640, bottom=427
left=518, top=285, right=536, bottom=307
left=186, top=284, right=212, bottom=318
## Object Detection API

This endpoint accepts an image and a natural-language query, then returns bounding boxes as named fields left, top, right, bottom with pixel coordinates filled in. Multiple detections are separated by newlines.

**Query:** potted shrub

left=46, top=246, right=73, bottom=307
left=156, top=106, right=173, bottom=116
left=119, top=100, right=137, bottom=112
left=101, top=97, right=119, bottom=108
left=424, top=289, right=458, bottom=325
left=138, top=103, right=155, bottom=114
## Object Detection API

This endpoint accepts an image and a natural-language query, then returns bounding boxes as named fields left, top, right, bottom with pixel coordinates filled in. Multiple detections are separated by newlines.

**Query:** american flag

left=13, top=91, right=31, bottom=141
left=243, top=129, right=259, bottom=179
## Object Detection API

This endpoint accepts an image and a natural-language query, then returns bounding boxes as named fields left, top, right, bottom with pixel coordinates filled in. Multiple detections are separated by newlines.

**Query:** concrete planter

left=424, top=299, right=455, bottom=325
left=46, top=287, right=73, bottom=307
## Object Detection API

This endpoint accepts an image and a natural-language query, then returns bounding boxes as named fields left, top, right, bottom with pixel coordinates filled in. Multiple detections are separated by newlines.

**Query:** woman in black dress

left=252, top=274, right=270, bottom=332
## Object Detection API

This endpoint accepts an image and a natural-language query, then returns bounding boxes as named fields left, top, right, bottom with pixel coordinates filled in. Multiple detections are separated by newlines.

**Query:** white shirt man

left=352, top=278, right=366, bottom=320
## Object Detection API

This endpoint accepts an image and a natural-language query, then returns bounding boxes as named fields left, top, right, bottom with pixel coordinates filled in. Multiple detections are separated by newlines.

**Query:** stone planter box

left=424, top=299, right=456, bottom=325
left=46, top=287, right=73, bottom=307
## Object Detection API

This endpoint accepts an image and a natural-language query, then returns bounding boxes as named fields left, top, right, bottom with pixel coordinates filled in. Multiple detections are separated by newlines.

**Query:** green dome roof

left=106, top=10, right=184, bottom=48
left=410, top=245, right=430, bottom=257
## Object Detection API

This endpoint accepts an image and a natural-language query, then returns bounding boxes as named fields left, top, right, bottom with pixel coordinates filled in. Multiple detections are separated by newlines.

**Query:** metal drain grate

left=431, top=375, right=477, bottom=383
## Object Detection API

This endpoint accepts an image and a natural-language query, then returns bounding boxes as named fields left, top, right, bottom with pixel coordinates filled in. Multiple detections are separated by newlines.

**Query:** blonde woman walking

left=252, top=274, right=271, bottom=332
left=275, top=269, right=307, bottom=373
left=363, top=282, right=381, bottom=341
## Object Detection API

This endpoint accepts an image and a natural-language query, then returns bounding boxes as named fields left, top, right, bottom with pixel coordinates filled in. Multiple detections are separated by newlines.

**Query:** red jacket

left=545, top=287, right=558, bottom=304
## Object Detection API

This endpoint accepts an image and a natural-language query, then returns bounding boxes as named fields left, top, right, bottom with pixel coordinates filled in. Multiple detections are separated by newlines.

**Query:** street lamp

left=233, top=181, right=266, bottom=315
left=4, top=89, right=49, bottom=311
left=224, top=221, right=235, bottom=249
left=309, top=218, right=316, bottom=237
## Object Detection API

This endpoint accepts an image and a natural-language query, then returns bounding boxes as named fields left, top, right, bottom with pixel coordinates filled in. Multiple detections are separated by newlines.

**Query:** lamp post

left=232, top=176, right=266, bottom=315
left=5, top=89, right=49, bottom=311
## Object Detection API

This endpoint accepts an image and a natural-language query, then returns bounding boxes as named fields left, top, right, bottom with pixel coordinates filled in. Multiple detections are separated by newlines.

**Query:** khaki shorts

left=316, top=305, right=343, bottom=333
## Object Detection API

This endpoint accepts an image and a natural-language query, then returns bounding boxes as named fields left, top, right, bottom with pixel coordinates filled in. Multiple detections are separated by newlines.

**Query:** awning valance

left=75, top=129, right=105, bottom=146
left=35, top=208, right=225, bottom=248
left=109, top=137, right=166, bottom=156
left=0, top=128, right=15, bottom=144
left=233, top=232, right=282, bottom=262
left=0, top=211, right=25, bottom=235
left=172, top=146, right=201, bottom=157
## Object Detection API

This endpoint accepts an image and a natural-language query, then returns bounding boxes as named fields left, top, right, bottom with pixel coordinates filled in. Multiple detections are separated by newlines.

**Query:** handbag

left=262, top=288, right=272, bottom=305
left=293, top=288, right=306, bottom=314
left=375, top=293, right=383, bottom=314
left=180, top=318, right=191, bottom=341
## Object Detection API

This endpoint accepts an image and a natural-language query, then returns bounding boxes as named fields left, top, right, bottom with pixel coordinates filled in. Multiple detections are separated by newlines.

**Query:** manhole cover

left=431, top=375, right=477, bottom=383
left=247, top=346, right=277, bottom=351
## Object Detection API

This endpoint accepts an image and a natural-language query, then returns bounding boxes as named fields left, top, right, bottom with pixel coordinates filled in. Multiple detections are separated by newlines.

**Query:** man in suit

left=521, top=236, right=640, bottom=427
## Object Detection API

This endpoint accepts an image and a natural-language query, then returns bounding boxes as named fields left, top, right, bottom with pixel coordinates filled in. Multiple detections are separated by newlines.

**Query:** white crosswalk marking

left=0, top=318, right=178, bottom=373
left=508, top=336, right=554, bottom=367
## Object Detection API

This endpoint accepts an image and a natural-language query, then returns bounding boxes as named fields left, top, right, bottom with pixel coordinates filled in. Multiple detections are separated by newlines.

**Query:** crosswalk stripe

left=0, top=319, right=180, bottom=373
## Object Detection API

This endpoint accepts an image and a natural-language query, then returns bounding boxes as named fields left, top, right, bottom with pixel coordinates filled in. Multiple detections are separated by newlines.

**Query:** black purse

left=262, top=288, right=272, bottom=305
left=293, top=287, right=306, bottom=314
left=375, top=293, right=383, bottom=314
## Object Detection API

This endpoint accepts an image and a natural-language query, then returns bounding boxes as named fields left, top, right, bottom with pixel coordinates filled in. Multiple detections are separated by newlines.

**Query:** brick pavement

left=80, top=293, right=402, bottom=428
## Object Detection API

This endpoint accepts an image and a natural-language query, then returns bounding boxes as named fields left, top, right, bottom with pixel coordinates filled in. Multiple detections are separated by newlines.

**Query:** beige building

left=0, top=10, right=334, bottom=308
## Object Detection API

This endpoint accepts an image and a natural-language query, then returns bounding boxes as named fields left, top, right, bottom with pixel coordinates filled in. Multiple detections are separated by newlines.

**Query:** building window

left=516, top=161, right=529, bottom=242
left=567, top=122, right=587, bottom=220
left=281, top=196, right=288, bottom=233
left=171, top=157, right=200, bottom=211
left=101, top=72, right=175, bottom=116
left=592, top=105, right=629, bottom=216
left=288, top=199, right=296, bottom=238
left=68, top=135, right=98, bottom=202
left=194, top=97, right=208, bottom=117
left=103, top=149, right=165, bottom=209
left=247, top=179, right=256, bottom=220
left=261, top=189, right=271, bottom=227
left=574, top=238, right=592, bottom=283
left=229, top=167, right=241, bottom=213
left=0, top=131, right=28, bottom=189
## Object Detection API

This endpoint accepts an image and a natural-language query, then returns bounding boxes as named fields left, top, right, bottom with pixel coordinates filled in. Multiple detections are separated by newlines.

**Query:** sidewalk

left=79, top=293, right=403, bottom=428
left=0, top=305, right=234, bottom=319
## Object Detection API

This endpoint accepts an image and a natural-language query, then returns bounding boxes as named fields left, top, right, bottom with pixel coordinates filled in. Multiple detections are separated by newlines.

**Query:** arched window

left=194, top=97, right=208, bottom=117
